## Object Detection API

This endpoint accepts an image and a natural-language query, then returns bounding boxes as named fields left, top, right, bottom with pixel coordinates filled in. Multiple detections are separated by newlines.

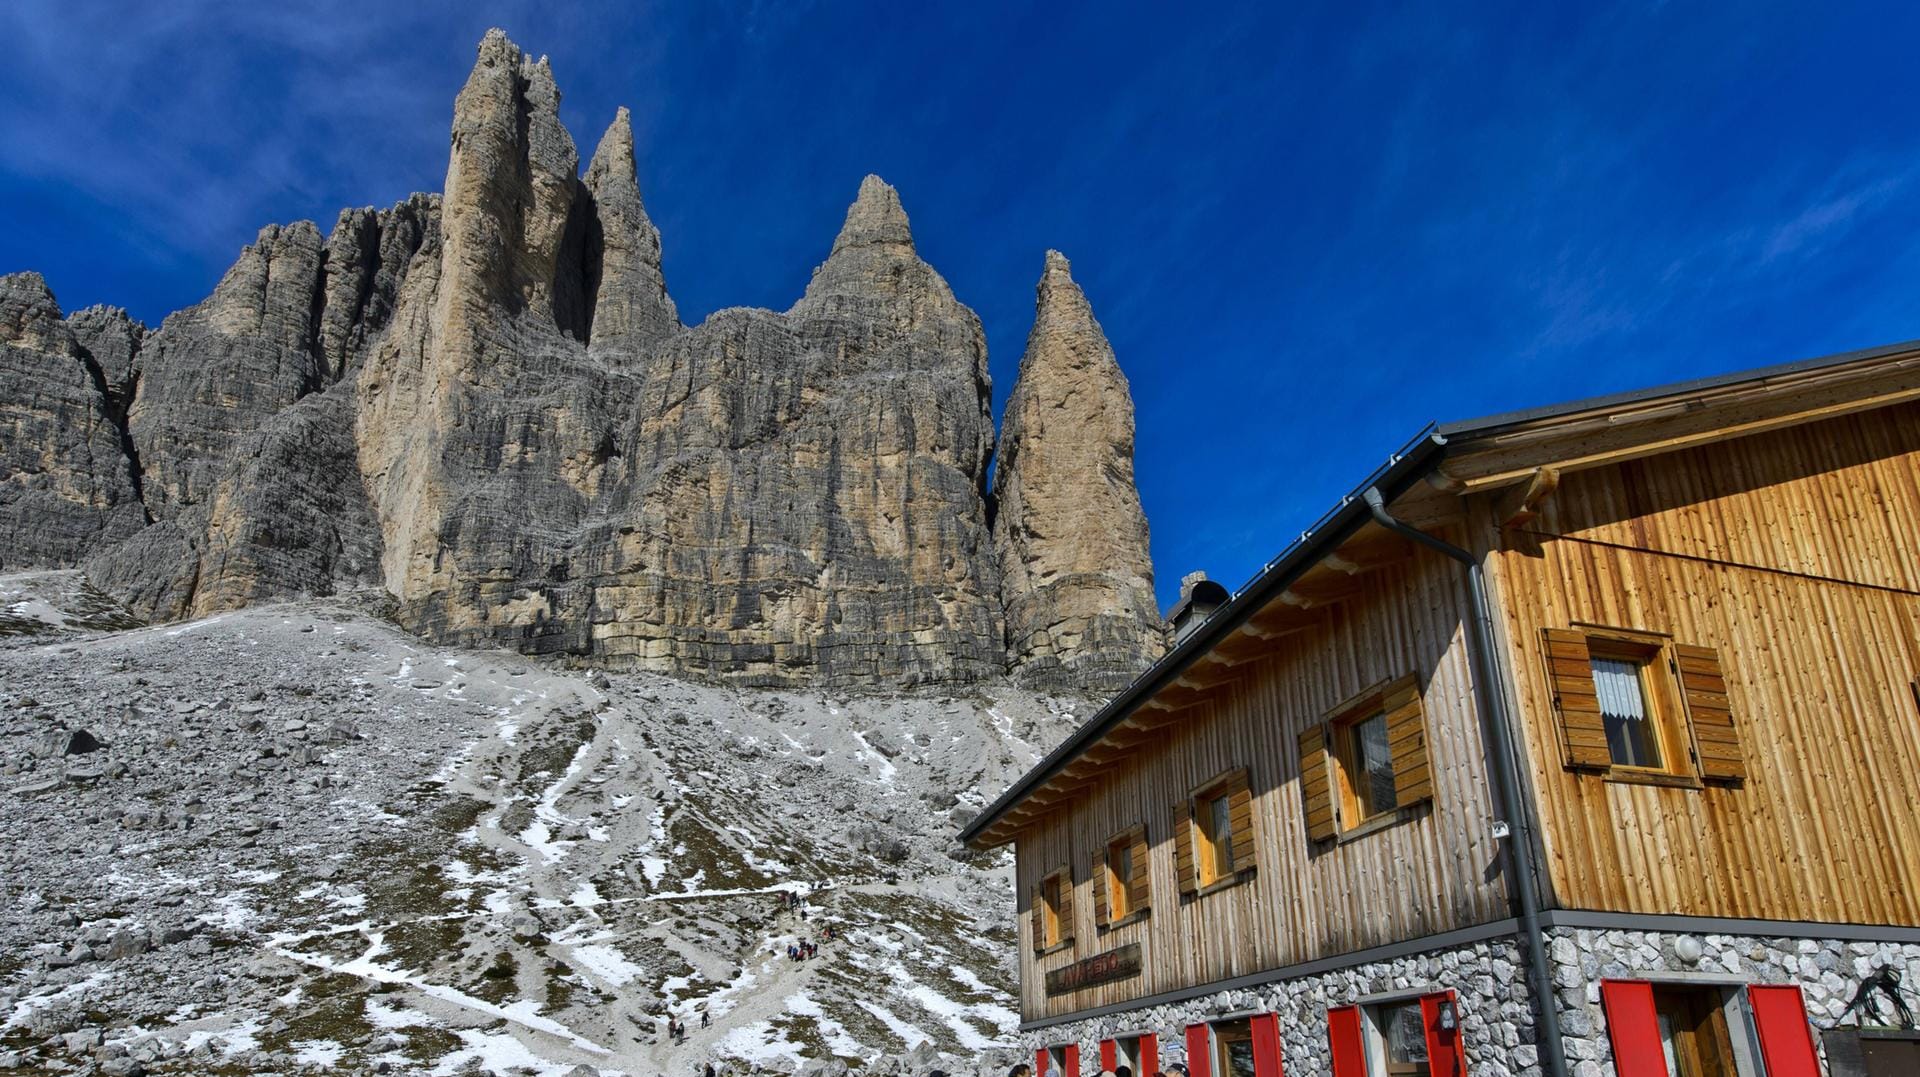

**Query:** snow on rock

left=0, top=585, right=1080, bottom=1074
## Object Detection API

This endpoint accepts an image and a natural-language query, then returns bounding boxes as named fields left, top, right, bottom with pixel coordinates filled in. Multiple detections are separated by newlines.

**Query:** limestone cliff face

left=5, top=31, right=1160, bottom=694
left=993, top=252, right=1164, bottom=693
left=0, top=274, right=147, bottom=567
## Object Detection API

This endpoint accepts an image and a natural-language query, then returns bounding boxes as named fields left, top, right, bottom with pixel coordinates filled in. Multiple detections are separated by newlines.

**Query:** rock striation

left=2, top=30, right=1163, bottom=693
left=992, top=252, right=1164, bottom=692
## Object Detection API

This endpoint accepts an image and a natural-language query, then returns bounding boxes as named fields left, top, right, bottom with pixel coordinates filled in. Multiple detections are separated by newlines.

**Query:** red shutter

left=1100, top=1040, right=1116, bottom=1072
left=1601, top=980, right=1668, bottom=1077
left=1420, top=991, right=1464, bottom=1077
left=1185, top=1024, right=1212, bottom=1077
left=1250, top=1012, right=1284, bottom=1077
left=1327, top=1006, right=1367, bottom=1077
left=1064, top=1044, right=1080, bottom=1077
left=1036, top=1049, right=1050, bottom=1077
left=1750, top=985, right=1821, bottom=1077
left=1138, top=1034, right=1159, bottom=1077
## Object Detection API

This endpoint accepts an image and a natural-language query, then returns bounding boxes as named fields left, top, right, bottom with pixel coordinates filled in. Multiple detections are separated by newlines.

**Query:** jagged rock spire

left=795, top=175, right=945, bottom=311
left=831, top=174, right=915, bottom=255
left=442, top=27, right=582, bottom=325
left=584, top=107, right=679, bottom=352
left=992, top=250, right=1164, bottom=694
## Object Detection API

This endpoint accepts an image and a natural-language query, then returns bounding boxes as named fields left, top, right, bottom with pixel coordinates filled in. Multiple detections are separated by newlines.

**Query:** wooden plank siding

left=1012, top=552, right=1510, bottom=1021
left=1485, top=401, right=1920, bottom=924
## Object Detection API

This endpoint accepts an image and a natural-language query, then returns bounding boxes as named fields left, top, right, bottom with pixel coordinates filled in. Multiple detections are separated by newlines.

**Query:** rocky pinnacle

left=993, top=251, right=1165, bottom=693
left=3, top=30, right=1162, bottom=695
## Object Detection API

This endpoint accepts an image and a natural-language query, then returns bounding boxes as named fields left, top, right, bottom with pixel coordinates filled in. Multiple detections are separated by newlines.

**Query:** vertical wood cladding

left=1489, top=402, right=1920, bottom=924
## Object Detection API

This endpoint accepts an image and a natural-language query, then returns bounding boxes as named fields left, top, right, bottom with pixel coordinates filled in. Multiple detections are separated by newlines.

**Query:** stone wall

left=1015, top=936, right=1541, bottom=1077
left=1547, top=925, right=1920, bottom=1077
left=1007, top=924, right=1920, bottom=1077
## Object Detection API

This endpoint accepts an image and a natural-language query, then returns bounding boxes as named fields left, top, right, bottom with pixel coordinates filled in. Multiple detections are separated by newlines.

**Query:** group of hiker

left=664, top=1009, right=713, bottom=1044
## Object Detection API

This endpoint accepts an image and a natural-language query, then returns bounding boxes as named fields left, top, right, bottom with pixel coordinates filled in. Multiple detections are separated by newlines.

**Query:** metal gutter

left=958, top=426, right=1449, bottom=847
left=1361, top=486, right=1570, bottom=1077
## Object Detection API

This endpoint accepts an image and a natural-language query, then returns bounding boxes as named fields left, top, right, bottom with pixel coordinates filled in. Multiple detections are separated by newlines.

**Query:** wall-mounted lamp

left=1436, top=997, right=1459, bottom=1033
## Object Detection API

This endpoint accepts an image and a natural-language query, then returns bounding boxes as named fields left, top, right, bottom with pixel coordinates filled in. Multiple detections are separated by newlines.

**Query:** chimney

left=1165, top=571, right=1230, bottom=645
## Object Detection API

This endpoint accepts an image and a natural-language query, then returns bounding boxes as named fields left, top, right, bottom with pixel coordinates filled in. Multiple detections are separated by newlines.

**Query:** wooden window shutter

left=1383, top=677, right=1432, bottom=808
left=1184, top=1024, right=1212, bottom=1077
left=1543, top=628, right=1611, bottom=769
left=1173, top=799, right=1198, bottom=895
left=1227, top=768, right=1257, bottom=872
left=1298, top=724, right=1337, bottom=842
left=1091, top=848, right=1110, bottom=928
left=1419, top=991, right=1463, bottom=1077
left=1600, top=980, right=1665, bottom=1077
left=1326, top=1006, right=1366, bottom=1077
left=1056, top=869, right=1075, bottom=945
left=1029, top=883, right=1044, bottom=953
left=1672, top=643, right=1746, bottom=783
left=1128, top=829, right=1151, bottom=912
left=1249, top=1012, right=1284, bottom=1077
left=1749, top=985, right=1821, bottom=1077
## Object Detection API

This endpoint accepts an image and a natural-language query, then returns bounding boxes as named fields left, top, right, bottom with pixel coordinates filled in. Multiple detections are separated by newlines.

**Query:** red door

left=1601, top=980, right=1669, bottom=1077
left=1186, top=1024, right=1212, bottom=1077
left=1250, top=1013, right=1284, bottom=1077
left=1138, top=1033, right=1159, bottom=1077
left=1327, top=1006, right=1367, bottom=1077
left=1749, top=985, right=1821, bottom=1077
left=1420, top=991, right=1464, bottom=1077
left=1100, top=1040, right=1117, bottom=1073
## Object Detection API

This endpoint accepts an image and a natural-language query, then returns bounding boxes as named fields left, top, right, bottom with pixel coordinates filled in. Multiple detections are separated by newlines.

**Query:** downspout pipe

left=1363, top=486, right=1571, bottom=1077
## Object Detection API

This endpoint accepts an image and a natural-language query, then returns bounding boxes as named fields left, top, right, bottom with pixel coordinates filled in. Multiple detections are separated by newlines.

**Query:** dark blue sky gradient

left=5, top=3, right=1918, bottom=608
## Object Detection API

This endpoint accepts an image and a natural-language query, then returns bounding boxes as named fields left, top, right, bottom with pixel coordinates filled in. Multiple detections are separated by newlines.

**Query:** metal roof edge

left=1438, top=337, right=1920, bottom=441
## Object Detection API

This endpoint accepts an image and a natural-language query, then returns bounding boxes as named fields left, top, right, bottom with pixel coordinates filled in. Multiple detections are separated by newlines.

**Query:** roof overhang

left=960, top=336, right=1920, bottom=850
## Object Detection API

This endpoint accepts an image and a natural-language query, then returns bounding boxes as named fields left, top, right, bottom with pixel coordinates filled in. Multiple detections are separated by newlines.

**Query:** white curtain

left=1591, top=657, right=1648, bottom=721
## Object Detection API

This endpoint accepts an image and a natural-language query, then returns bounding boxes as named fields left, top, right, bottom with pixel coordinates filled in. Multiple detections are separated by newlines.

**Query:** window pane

left=1355, top=713, right=1396, bottom=817
left=1209, top=795, right=1234, bottom=874
left=1111, top=843, right=1133, bottom=885
left=1591, top=656, right=1662, bottom=768
left=1386, top=1002, right=1427, bottom=1062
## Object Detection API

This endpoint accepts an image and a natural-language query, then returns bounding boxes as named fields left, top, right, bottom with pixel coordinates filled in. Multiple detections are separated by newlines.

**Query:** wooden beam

left=1495, top=466, right=1560, bottom=529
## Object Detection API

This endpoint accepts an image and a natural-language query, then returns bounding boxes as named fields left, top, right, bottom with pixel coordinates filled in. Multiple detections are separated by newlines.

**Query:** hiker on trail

left=701, top=1010, right=711, bottom=1029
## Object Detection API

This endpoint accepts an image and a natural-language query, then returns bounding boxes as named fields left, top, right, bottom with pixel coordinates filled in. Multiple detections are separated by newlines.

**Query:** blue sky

left=5, top=3, right=1918, bottom=608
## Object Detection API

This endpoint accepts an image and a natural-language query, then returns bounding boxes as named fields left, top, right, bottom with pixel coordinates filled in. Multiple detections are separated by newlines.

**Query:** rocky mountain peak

left=584, top=106, right=679, bottom=352
left=993, top=251, right=1164, bottom=692
left=3, top=32, right=1160, bottom=696
left=832, top=174, right=916, bottom=255
left=1, top=272, right=76, bottom=353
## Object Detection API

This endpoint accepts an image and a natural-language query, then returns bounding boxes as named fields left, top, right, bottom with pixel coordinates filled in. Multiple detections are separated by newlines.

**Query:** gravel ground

left=0, top=572, right=1081, bottom=1077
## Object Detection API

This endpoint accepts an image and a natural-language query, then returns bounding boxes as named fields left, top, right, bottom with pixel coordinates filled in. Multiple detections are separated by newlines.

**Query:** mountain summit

left=0, top=30, right=1166, bottom=692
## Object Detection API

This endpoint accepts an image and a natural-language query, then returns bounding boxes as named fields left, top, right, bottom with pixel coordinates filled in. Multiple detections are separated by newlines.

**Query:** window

left=1174, top=768, right=1257, bottom=896
left=1197, top=787, right=1236, bottom=884
left=1652, top=985, right=1735, bottom=1077
left=1373, top=999, right=1429, bottom=1076
left=1541, top=627, right=1748, bottom=784
left=1212, top=1019, right=1255, bottom=1077
left=1334, top=707, right=1397, bottom=824
left=1601, top=980, right=1747, bottom=1077
left=1587, top=637, right=1670, bottom=771
left=1096, top=826, right=1150, bottom=929
left=1031, top=866, right=1073, bottom=953
left=1300, top=676, right=1432, bottom=842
